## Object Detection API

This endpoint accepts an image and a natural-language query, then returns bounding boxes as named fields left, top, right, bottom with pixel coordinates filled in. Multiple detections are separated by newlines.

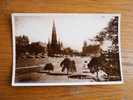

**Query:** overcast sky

left=13, top=14, right=118, bottom=51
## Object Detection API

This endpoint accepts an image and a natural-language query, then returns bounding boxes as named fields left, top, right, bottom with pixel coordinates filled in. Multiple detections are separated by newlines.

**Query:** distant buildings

left=16, top=21, right=102, bottom=57
left=47, top=21, right=101, bottom=57
left=82, top=41, right=101, bottom=56
left=47, top=21, right=63, bottom=56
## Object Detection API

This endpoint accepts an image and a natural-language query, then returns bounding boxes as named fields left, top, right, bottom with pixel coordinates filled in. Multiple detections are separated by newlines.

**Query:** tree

left=60, top=58, right=77, bottom=75
left=44, top=63, right=54, bottom=72
left=95, top=31, right=106, bottom=44
left=29, top=42, right=46, bottom=55
left=94, top=16, right=121, bottom=80
left=95, top=16, right=119, bottom=53
left=69, top=60, right=77, bottom=73
left=88, top=56, right=105, bottom=81
left=16, top=35, right=29, bottom=57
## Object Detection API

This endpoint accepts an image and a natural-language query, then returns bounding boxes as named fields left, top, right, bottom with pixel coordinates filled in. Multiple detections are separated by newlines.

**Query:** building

left=47, top=21, right=63, bottom=56
left=82, top=41, right=101, bottom=56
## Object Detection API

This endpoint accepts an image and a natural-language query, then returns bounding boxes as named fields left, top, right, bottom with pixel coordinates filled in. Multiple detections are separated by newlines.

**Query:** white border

left=11, top=13, right=123, bottom=86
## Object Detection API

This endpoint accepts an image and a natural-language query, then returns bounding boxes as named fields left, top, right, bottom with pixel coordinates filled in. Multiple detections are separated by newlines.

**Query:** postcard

left=12, top=13, right=123, bottom=86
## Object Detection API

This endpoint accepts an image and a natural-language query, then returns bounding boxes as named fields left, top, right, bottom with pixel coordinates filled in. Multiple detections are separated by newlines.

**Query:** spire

left=48, top=38, right=50, bottom=44
left=51, top=20, right=57, bottom=44
left=83, top=41, right=87, bottom=47
left=47, top=38, right=50, bottom=47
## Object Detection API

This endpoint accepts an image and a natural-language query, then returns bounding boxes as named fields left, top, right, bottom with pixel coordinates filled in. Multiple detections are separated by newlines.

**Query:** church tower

left=47, top=21, right=62, bottom=56
left=51, top=21, right=57, bottom=45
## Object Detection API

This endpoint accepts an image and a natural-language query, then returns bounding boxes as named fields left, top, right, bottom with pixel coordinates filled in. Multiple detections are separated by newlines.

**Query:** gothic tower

left=47, top=21, right=62, bottom=56
left=51, top=21, right=57, bottom=45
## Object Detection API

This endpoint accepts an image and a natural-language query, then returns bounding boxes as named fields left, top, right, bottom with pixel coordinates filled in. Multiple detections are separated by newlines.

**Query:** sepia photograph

left=12, top=13, right=123, bottom=86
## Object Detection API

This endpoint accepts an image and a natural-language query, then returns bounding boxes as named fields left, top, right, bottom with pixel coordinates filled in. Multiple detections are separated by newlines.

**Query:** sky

left=13, top=14, right=117, bottom=51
